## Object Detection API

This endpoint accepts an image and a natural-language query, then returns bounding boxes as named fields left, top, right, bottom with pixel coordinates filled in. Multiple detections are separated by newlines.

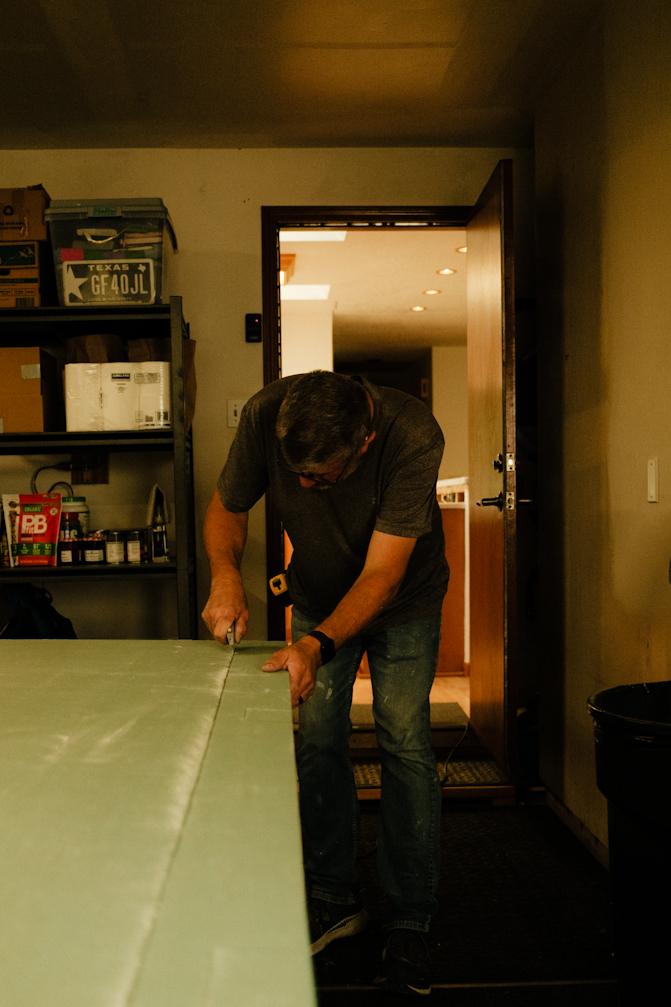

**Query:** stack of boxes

left=0, top=192, right=179, bottom=433
left=0, top=184, right=61, bottom=431
left=0, top=185, right=54, bottom=308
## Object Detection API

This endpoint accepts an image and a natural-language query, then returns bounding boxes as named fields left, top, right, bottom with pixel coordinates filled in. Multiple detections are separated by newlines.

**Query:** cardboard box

left=0, top=240, right=57, bottom=307
left=0, top=347, right=61, bottom=433
left=1, top=240, right=41, bottom=308
left=0, top=185, right=50, bottom=241
left=0, top=240, right=41, bottom=272
left=0, top=282, right=42, bottom=309
left=65, top=332, right=127, bottom=363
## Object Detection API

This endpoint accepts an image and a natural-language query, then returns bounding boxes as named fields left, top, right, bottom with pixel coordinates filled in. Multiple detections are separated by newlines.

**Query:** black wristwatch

left=306, top=630, right=336, bottom=666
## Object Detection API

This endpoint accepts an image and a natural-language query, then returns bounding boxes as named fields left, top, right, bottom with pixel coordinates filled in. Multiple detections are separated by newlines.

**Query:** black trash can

left=588, top=681, right=671, bottom=1004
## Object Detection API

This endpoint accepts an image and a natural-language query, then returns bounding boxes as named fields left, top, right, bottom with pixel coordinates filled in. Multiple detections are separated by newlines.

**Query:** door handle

left=476, top=492, right=504, bottom=511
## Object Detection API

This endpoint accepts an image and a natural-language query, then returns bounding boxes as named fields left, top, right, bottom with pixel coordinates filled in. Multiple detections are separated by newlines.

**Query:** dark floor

left=315, top=799, right=619, bottom=1005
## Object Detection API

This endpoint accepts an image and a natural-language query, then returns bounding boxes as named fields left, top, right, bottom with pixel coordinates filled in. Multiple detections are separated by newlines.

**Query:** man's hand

left=202, top=494, right=250, bottom=645
left=261, top=635, right=322, bottom=707
left=201, top=574, right=249, bottom=644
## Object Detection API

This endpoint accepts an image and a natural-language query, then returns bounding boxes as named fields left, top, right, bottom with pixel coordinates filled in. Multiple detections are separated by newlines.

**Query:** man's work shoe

left=308, top=897, right=368, bottom=955
left=375, top=927, right=432, bottom=996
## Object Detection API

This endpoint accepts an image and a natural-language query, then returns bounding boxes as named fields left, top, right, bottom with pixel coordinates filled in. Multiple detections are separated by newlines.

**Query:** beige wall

left=1, top=146, right=529, bottom=639
left=281, top=300, right=334, bottom=376
left=535, top=0, right=671, bottom=844
left=432, top=346, right=468, bottom=480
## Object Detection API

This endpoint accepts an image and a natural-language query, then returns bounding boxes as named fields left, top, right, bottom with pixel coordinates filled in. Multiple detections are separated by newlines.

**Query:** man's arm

left=317, top=531, right=416, bottom=646
left=262, top=529, right=416, bottom=705
left=201, top=489, right=250, bottom=643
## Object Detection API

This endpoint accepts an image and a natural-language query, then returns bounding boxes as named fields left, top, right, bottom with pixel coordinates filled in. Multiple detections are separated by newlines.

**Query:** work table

left=0, top=639, right=315, bottom=1007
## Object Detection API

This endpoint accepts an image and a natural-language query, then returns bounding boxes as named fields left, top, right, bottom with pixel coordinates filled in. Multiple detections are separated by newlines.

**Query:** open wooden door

left=467, top=160, right=521, bottom=778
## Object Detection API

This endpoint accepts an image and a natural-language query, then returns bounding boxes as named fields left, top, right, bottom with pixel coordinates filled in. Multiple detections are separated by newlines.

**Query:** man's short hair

left=276, top=371, right=371, bottom=469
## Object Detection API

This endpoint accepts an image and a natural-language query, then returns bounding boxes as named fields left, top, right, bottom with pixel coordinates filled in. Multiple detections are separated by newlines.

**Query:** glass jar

left=126, top=529, right=143, bottom=564
left=82, top=532, right=105, bottom=564
left=105, top=531, right=125, bottom=565
left=61, top=496, right=89, bottom=536
left=58, top=538, right=77, bottom=565
left=59, top=509, right=82, bottom=565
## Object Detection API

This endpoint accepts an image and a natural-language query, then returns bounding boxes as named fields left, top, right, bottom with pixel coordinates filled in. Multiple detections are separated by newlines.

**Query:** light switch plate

left=227, top=399, right=245, bottom=428
left=647, top=457, right=659, bottom=502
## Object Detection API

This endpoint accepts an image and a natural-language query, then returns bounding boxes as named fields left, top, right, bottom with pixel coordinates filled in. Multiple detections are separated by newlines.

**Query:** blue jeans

left=293, top=607, right=442, bottom=932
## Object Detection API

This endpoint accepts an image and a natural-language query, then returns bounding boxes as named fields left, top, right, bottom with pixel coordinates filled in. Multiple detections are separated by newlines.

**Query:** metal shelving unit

left=0, top=296, right=197, bottom=638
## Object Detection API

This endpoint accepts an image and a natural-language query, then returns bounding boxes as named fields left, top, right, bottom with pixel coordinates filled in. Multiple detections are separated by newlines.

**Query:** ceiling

left=6, top=1, right=599, bottom=358
left=4, top=0, right=600, bottom=149
left=280, top=228, right=468, bottom=356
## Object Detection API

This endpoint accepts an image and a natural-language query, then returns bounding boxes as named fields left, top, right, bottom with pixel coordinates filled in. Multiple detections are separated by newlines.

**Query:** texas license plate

left=61, top=259, right=156, bottom=304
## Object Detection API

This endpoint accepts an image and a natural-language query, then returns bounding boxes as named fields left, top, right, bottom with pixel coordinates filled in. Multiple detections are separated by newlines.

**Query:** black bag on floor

left=0, top=584, right=77, bottom=639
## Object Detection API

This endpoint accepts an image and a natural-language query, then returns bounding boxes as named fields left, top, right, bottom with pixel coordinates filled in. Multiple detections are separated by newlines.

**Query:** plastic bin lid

left=45, top=198, right=177, bottom=250
left=588, top=680, right=671, bottom=734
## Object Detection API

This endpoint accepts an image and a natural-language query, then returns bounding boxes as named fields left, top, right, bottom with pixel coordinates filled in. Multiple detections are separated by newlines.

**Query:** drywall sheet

left=0, top=639, right=315, bottom=1007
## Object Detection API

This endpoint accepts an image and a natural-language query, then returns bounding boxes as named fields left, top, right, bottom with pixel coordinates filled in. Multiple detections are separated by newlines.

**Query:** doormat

left=353, top=756, right=505, bottom=789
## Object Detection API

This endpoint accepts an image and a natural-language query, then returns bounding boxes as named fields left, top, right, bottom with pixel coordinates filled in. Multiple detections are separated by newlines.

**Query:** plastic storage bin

left=588, top=681, right=671, bottom=1004
left=45, top=198, right=177, bottom=306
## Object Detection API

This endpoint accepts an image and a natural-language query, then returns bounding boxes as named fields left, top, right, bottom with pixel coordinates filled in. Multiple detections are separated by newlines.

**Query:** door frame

left=260, top=173, right=537, bottom=787
left=261, top=203, right=471, bottom=640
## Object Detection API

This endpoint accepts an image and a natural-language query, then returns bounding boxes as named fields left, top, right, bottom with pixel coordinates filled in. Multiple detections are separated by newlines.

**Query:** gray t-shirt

left=217, top=376, right=449, bottom=628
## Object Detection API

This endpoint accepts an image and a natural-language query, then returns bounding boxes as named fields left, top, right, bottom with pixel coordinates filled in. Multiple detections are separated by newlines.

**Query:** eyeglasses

left=286, top=455, right=351, bottom=487
left=284, top=431, right=372, bottom=487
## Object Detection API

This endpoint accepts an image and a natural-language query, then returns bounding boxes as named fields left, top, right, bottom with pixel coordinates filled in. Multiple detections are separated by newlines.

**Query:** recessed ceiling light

left=456, top=245, right=468, bottom=253
left=410, top=305, right=426, bottom=312
left=436, top=267, right=456, bottom=275
left=279, top=230, right=347, bottom=242
left=423, top=288, right=441, bottom=295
